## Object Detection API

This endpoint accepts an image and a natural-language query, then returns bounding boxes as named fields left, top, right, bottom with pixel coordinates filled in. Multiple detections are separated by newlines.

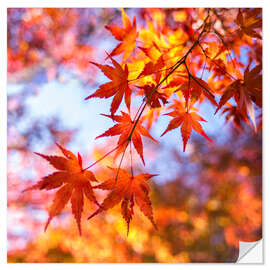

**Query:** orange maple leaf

left=236, top=8, right=262, bottom=39
left=215, top=64, right=262, bottom=131
left=138, top=42, right=162, bottom=61
left=137, top=55, right=165, bottom=83
left=221, top=104, right=250, bottom=131
left=96, top=111, right=157, bottom=165
left=106, top=8, right=137, bottom=61
left=23, top=144, right=99, bottom=235
left=174, top=76, right=217, bottom=108
left=85, top=56, right=131, bottom=115
left=161, top=109, right=212, bottom=152
left=142, top=107, right=163, bottom=130
left=88, top=168, right=157, bottom=234
left=136, top=83, right=168, bottom=108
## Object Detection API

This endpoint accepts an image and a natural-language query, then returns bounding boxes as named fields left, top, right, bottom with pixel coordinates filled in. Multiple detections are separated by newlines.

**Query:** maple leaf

left=137, top=83, right=168, bottom=108
left=164, top=98, right=185, bottom=114
left=215, top=80, right=241, bottom=114
left=106, top=8, right=137, bottom=61
left=137, top=55, right=165, bottom=83
left=142, top=107, right=163, bottom=130
left=96, top=111, right=157, bottom=165
left=236, top=9, right=262, bottom=39
left=203, top=42, right=227, bottom=61
left=23, top=144, right=99, bottom=235
left=174, top=76, right=217, bottom=108
left=161, top=110, right=212, bottom=152
left=215, top=64, right=262, bottom=131
left=211, top=58, right=227, bottom=77
left=85, top=56, right=131, bottom=116
left=163, top=75, right=186, bottom=89
left=222, top=104, right=250, bottom=131
left=88, top=168, right=157, bottom=234
left=243, top=64, right=262, bottom=107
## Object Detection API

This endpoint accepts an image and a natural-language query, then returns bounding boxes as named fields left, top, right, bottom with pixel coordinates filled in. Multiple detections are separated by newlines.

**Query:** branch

left=127, top=10, right=211, bottom=142
left=84, top=9, right=212, bottom=176
left=198, top=42, right=237, bottom=81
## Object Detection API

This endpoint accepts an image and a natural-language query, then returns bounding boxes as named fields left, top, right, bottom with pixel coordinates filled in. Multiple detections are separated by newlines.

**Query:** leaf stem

left=129, top=142, right=134, bottom=177
left=184, top=61, right=191, bottom=112
left=83, top=140, right=126, bottom=171
left=197, top=41, right=237, bottom=81
left=114, top=140, right=130, bottom=183
left=127, top=59, right=184, bottom=141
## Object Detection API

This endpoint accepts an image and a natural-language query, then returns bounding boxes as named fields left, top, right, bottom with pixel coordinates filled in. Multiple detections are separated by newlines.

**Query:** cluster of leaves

left=21, top=8, right=262, bottom=235
left=23, top=144, right=156, bottom=235
left=9, top=130, right=262, bottom=262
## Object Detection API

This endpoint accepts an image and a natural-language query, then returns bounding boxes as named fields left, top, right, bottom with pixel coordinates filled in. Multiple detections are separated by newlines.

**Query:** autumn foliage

left=23, top=144, right=99, bottom=235
left=8, top=8, right=262, bottom=262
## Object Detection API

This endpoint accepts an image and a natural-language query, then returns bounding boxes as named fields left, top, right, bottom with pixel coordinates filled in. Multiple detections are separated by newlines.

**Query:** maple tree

left=8, top=7, right=262, bottom=261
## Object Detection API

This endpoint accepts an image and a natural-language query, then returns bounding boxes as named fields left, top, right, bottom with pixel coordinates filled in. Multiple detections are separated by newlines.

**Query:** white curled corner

left=236, top=239, right=263, bottom=263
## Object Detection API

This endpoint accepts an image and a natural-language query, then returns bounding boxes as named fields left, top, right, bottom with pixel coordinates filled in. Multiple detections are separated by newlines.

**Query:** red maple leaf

left=106, top=8, right=137, bottom=61
left=96, top=111, right=157, bottom=165
left=23, top=144, right=99, bottom=235
left=174, top=76, right=217, bottom=108
left=88, top=168, right=157, bottom=234
left=136, top=83, right=168, bottom=108
left=137, top=55, right=165, bottom=83
left=236, top=8, right=262, bottom=39
left=221, top=104, right=250, bottom=131
left=215, top=64, right=262, bottom=131
left=161, top=109, right=212, bottom=152
left=85, top=56, right=132, bottom=116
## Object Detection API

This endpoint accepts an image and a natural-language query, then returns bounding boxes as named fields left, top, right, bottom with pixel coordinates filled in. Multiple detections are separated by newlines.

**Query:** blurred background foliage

left=7, top=8, right=262, bottom=263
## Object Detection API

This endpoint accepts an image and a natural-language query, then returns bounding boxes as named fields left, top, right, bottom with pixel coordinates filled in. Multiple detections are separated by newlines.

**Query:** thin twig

left=127, top=59, right=184, bottom=141
left=129, top=143, right=134, bottom=177
left=190, top=74, right=215, bottom=98
left=83, top=140, right=126, bottom=171
left=127, top=11, right=210, bottom=141
left=84, top=10, right=212, bottom=173
left=184, top=61, right=191, bottom=111
left=200, top=56, right=207, bottom=79
left=114, top=140, right=130, bottom=183
left=198, top=42, right=237, bottom=81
